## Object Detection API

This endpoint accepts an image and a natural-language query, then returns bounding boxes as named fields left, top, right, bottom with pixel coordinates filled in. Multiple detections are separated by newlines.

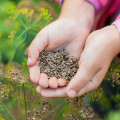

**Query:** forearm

left=58, top=0, right=95, bottom=22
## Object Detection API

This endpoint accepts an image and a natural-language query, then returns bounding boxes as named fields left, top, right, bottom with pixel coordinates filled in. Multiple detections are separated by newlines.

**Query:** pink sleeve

left=87, top=0, right=108, bottom=12
left=56, top=0, right=63, bottom=6
left=56, top=0, right=108, bottom=11
left=112, top=15, right=120, bottom=33
left=98, top=0, right=108, bottom=7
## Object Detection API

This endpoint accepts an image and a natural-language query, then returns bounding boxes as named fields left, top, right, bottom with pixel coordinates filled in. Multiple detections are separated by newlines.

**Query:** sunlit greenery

left=0, top=0, right=120, bottom=120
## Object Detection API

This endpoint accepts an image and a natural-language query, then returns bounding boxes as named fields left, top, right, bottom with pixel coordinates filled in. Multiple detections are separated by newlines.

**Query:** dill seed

left=38, top=49, right=79, bottom=83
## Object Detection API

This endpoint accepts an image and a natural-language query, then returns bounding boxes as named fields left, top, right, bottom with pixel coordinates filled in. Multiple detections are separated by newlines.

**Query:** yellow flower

left=20, top=8, right=28, bottom=15
left=39, top=8, right=52, bottom=21
left=8, top=31, right=16, bottom=42
left=29, top=9, right=34, bottom=17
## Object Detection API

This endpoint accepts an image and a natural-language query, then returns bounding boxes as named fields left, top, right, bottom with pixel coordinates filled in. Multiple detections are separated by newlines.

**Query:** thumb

left=27, top=33, right=48, bottom=66
left=67, top=60, right=100, bottom=98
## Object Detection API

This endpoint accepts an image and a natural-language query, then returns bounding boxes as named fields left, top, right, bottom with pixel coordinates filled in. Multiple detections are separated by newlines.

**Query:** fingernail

left=68, top=90, right=76, bottom=98
left=27, top=58, right=31, bottom=65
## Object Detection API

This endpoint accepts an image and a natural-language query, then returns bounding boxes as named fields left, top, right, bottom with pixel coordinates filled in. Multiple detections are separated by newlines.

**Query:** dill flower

left=29, top=9, right=34, bottom=17
left=39, top=8, right=52, bottom=21
left=8, top=31, right=16, bottom=42
left=19, top=8, right=28, bottom=15
left=106, top=68, right=120, bottom=86
left=0, top=83, right=9, bottom=101
left=4, top=63, right=29, bottom=84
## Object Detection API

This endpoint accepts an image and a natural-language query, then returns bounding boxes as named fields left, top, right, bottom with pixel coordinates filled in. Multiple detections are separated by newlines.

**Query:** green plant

left=0, top=62, right=104, bottom=120
left=0, top=1, right=52, bottom=64
left=0, top=63, right=54, bottom=120
left=105, top=110, right=120, bottom=120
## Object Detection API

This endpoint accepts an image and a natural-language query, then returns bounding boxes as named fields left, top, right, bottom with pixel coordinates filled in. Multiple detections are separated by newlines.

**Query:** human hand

left=36, top=25, right=120, bottom=98
left=27, top=0, right=95, bottom=86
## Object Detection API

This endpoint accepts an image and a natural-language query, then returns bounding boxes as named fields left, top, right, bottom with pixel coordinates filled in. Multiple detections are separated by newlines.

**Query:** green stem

left=28, top=85, right=33, bottom=107
left=10, top=31, right=27, bottom=62
left=10, top=86, right=18, bottom=119
left=23, top=84, right=27, bottom=119
left=0, top=111, right=8, bottom=120
left=17, top=86, right=23, bottom=120
left=2, top=101, right=17, bottom=120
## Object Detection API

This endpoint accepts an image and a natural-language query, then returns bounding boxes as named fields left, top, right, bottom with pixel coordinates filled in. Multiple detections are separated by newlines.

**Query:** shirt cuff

left=112, top=15, right=120, bottom=33
left=87, top=0, right=100, bottom=12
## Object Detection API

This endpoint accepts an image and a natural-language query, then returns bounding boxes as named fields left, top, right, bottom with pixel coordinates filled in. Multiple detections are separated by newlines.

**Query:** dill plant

left=0, top=62, right=103, bottom=120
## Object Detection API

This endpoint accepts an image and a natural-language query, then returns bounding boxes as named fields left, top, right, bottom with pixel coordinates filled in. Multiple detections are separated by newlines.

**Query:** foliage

left=0, top=1, right=52, bottom=63
left=91, top=59, right=120, bottom=118
left=106, top=110, right=120, bottom=120
left=0, top=62, right=104, bottom=120
left=0, top=63, right=54, bottom=120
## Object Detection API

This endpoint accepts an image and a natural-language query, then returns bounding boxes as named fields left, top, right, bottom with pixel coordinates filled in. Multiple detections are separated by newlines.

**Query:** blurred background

left=0, top=0, right=120, bottom=120
left=0, top=0, right=60, bottom=64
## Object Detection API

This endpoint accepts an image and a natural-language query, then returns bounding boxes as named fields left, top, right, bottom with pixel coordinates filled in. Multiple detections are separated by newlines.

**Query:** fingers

left=39, top=73, right=49, bottom=88
left=36, top=86, right=67, bottom=97
left=39, top=77, right=66, bottom=89
left=28, top=32, right=48, bottom=84
left=27, top=33, right=48, bottom=66
left=58, top=78, right=66, bottom=87
left=36, top=68, right=106, bottom=98
left=37, top=77, right=67, bottom=98
left=67, top=60, right=100, bottom=97
left=29, top=62, right=40, bottom=84
left=49, top=77, right=58, bottom=88
left=77, top=69, right=105, bottom=96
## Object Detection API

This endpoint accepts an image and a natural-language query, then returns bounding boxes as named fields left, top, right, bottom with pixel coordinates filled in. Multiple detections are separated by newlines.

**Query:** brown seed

left=38, top=50, right=79, bottom=83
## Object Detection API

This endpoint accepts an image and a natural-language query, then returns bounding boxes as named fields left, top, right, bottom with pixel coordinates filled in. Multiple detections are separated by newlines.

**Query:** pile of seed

left=38, top=50, right=79, bottom=83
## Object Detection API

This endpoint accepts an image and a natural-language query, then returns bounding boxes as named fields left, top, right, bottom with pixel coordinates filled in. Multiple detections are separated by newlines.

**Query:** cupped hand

left=28, top=17, right=90, bottom=84
left=36, top=25, right=120, bottom=98
left=27, top=1, right=95, bottom=84
left=27, top=0, right=95, bottom=92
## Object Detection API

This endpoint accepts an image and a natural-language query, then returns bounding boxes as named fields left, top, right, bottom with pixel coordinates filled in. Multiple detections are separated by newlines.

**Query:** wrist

left=87, top=0, right=100, bottom=12
left=58, top=0, right=95, bottom=31
left=59, top=0, right=95, bottom=21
